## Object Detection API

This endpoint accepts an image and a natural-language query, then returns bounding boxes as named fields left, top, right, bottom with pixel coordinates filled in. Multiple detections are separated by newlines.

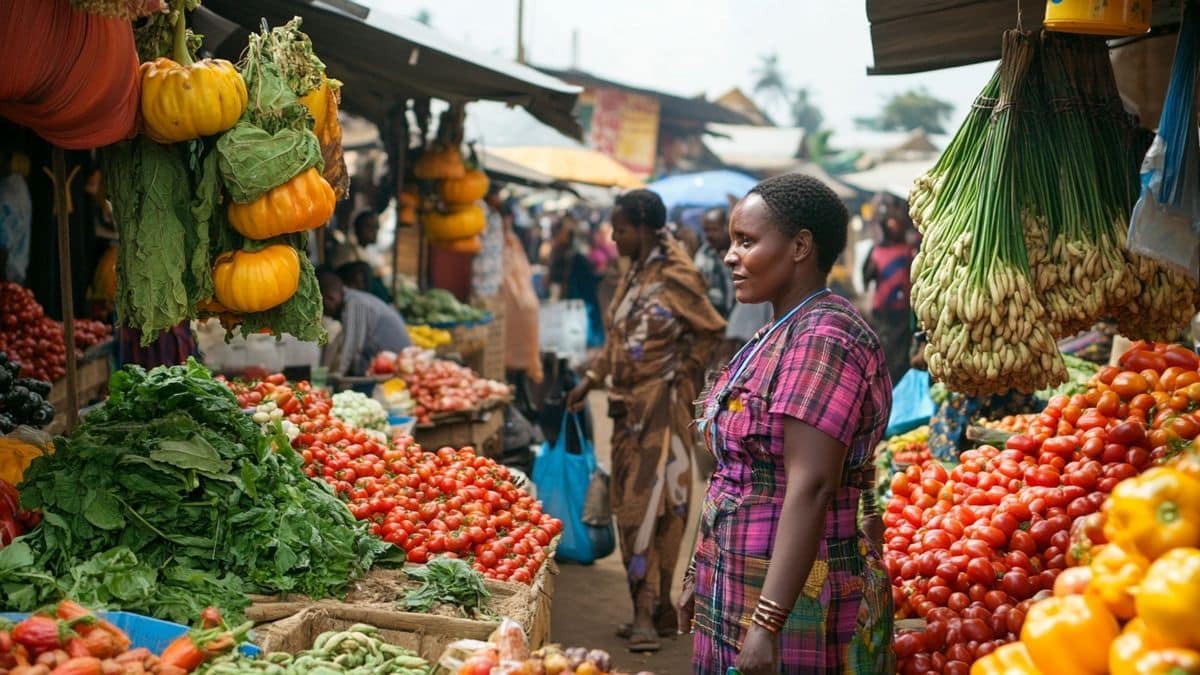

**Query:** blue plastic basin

left=0, top=611, right=259, bottom=656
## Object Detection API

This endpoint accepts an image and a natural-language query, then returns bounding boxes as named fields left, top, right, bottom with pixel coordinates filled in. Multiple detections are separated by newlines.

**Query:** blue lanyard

left=721, top=288, right=830, bottom=396
left=700, top=288, right=829, bottom=461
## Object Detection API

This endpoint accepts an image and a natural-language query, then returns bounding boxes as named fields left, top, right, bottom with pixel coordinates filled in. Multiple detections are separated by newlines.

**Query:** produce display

left=108, top=6, right=341, bottom=344
left=395, top=282, right=489, bottom=326
left=223, top=376, right=561, bottom=582
left=1, top=360, right=388, bottom=623
left=887, top=426, right=933, bottom=466
left=0, top=354, right=54, bottom=433
left=331, top=391, right=388, bottom=433
left=0, top=600, right=245, bottom=675
left=74, top=320, right=114, bottom=353
left=972, top=454, right=1200, bottom=674
left=444, top=619, right=651, bottom=675
left=199, top=623, right=427, bottom=675
left=909, top=30, right=1198, bottom=396
left=888, top=342, right=1200, bottom=673
left=0, top=283, right=111, bottom=383
left=369, top=349, right=510, bottom=425
left=408, top=325, right=453, bottom=350
left=976, top=414, right=1039, bottom=436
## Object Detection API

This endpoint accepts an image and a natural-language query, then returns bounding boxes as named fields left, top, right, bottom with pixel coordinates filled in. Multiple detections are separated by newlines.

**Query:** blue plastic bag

left=532, top=412, right=596, bottom=564
left=886, top=368, right=935, bottom=437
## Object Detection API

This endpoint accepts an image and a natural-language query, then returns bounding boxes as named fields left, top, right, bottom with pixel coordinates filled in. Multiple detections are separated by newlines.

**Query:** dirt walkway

left=547, top=392, right=699, bottom=674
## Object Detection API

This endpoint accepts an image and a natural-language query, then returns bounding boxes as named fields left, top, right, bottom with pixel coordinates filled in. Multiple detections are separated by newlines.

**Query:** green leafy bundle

left=4, top=360, right=388, bottom=622
left=403, top=557, right=491, bottom=617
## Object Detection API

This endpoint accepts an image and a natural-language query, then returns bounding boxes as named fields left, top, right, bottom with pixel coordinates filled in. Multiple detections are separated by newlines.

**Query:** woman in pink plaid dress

left=679, top=174, right=895, bottom=674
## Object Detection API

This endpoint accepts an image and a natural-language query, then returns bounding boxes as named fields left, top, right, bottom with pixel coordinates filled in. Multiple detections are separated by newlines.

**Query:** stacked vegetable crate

left=247, top=543, right=557, bottom=662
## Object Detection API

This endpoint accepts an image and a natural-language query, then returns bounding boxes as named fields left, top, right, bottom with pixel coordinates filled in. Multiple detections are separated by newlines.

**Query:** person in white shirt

left=318, top=267, right=411, bottom=376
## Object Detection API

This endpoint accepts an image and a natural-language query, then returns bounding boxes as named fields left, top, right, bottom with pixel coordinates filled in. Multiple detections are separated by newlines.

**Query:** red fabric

left=0, top=0, right=140, bottom=149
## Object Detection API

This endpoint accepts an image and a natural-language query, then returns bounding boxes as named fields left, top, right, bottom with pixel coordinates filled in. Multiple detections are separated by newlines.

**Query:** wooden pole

left=52, top=147, right=79, bottom=430
left=390, top=103, right=410, bottom=298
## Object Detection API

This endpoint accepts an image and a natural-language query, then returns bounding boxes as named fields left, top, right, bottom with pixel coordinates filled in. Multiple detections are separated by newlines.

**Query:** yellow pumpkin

left=91, top=244, right=118, bottom=302
left=414, top=145, right=466, bottom=180
left=212, top=245, right=300, bottom=313
left=140, top=57, right=247, bottom=143
left=298, top=76, right=330, bottom=132
left=425, top=205, right=486, bottom=241
left=439, top=169, right=489, bottom=205
left=228, top=167, right=336, bottom=240
left=433, top=235, right=482, bottom=255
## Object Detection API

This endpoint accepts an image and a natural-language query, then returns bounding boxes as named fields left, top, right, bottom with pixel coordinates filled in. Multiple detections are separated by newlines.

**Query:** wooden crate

left=249, top=559, right=556, bottom=662
left=414, top=407, right=503, bottom=454
left=46, top=357, right=110, bottom=433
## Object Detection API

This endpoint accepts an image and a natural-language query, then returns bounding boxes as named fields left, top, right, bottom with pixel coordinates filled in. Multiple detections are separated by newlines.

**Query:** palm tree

left=791, top=87, right=824, bottom=135
left=752, top=53, right=791, bottom=122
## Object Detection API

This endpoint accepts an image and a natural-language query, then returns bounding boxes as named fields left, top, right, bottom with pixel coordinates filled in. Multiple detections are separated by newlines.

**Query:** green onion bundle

left=911, top=30, right=1198, bottom=396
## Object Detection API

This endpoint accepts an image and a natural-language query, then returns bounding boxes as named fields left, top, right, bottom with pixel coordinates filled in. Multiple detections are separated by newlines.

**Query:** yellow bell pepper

left=1111, top=619, right=1169, bottom=675
left=1137, top=547, right=1200, bottom=649
left=1086, top=543, right=1149, bottom=620
left=1020, top=594, right=1119, bottom=675
left=0, top=437, right=50, bottom=485
left=970, top=642, right=1043, bottom=675
left=1104, top=467, right=1200, bottom=560
left=1135, top=648, right=1200, bottom=675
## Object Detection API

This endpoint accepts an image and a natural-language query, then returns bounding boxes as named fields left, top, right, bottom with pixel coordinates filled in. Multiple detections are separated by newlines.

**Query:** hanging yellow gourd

left=439, top=168, right=489, bottom=205
left=432, top=235, right=483, bottom=255
left=414, top=145, right=466, bottom=180
left=140, top=10, right=247, bottom=144
left=425, top=204, right=486, bottom=241
left=212, top=245, right=300, bottom=313
left=90, top=244, right=118, bottom=302
left=298, top=75, right=331, bottom=132
left=398, top=186, right=420, bottom=226
left=227, top=167, right=336, bottom=240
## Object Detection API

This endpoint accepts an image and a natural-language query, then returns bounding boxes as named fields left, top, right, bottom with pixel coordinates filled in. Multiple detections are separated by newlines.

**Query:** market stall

left=0, top=0, right=604, bottom=670
left=867, top=2, right=1200, bottom=672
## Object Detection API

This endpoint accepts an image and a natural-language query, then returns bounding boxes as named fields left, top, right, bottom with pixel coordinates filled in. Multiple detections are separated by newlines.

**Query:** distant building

left=713, top=88, right=775, bottom=127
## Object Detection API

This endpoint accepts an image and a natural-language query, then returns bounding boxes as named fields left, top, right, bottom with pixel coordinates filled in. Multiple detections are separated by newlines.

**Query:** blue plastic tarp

left=646, top=170, right=758, bottom=211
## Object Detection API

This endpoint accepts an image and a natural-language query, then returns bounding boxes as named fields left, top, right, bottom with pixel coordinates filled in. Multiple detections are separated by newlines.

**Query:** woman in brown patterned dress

left=567, top=189, right=725, bottom=652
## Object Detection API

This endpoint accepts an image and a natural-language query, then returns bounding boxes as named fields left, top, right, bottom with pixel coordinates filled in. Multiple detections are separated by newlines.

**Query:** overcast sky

left=365, top=0, right=998, bottom=137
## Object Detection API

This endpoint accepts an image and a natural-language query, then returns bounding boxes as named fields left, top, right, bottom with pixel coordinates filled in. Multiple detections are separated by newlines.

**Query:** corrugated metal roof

left=866, top=0, right=1184, bottom=74
left=197, top=0, right=582, bottom=138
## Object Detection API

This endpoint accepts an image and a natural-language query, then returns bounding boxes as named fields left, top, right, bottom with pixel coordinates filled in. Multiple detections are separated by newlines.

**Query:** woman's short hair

left=749, top=174, right=848, bottom=273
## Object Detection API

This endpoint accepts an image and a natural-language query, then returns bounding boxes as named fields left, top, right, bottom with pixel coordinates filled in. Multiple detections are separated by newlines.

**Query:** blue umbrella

left=646, top=170, right=758, bottom=211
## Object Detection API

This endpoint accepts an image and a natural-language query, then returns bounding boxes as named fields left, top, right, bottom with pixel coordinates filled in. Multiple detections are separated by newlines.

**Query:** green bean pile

left=200, top=624, right=429, bottom=675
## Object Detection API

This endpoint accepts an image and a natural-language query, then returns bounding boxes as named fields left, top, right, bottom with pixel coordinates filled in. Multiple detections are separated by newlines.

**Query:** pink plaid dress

left=692, top=294, right=894, bottom=673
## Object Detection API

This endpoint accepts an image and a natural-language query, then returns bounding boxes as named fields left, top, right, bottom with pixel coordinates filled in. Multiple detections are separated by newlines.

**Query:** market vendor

left=680, top=174, right=893, bottom=673
left=317, top=267, right=410, bottom=376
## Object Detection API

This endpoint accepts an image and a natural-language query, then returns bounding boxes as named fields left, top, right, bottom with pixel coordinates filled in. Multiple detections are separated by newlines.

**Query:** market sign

left=582, top=87, right=660, bottom=178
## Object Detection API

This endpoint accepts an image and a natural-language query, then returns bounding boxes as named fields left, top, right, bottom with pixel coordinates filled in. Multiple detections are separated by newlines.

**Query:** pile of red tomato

left=369, top=349, right=511, bottom=424
left=0, top=283, right=113, bottom=383
left=887, top=342, right=1200, bottom=674
left=222, top=375, right=563, bottom=584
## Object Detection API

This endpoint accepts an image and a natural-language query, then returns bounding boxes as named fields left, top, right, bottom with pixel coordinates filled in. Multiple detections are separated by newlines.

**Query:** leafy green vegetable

left=217, top=123, right=323, bottom=203
left=403, top=557, right=491, bottom=617
left=104, top=139, right=192, bottom=344
left=9, top=359, right=386, bottom=621
left=394, top=280, right=488, bottom=326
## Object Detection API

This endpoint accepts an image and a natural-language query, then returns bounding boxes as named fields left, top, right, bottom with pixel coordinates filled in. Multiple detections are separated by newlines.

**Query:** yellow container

left=1044, top=0, right=1151, bottom=36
